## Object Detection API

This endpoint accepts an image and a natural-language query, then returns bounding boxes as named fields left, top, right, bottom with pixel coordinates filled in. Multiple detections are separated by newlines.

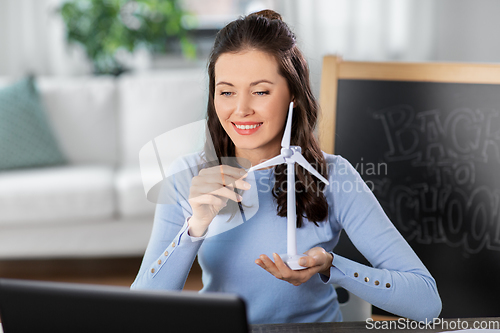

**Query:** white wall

left=281, top=0, right=437, bottom=96
left=1, top=0, right=500, bottom=79
left=280, top=0, right=500, bottom=96
left=433, top=0, right=500, bottom=63
left=0, top=0, right=94, bottom=77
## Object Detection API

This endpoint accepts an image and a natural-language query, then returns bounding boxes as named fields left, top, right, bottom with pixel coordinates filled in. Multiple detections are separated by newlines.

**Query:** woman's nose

left=234, top=95, right=254, bottom=116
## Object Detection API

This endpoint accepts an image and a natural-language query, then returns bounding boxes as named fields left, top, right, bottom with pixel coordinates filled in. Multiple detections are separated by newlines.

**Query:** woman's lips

left=231, top=122, right=263, bottom=135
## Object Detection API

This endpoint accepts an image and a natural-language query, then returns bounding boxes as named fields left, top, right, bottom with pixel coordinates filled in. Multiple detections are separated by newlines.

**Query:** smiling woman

left=206, top=10, right=329, bottom=232
left=214, top=50, right=291, bottom=166
left=131, top=9, right=442, bottom=325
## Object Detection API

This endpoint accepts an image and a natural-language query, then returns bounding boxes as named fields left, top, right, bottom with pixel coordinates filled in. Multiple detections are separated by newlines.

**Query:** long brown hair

left=205, top=9, right=328, bottom=227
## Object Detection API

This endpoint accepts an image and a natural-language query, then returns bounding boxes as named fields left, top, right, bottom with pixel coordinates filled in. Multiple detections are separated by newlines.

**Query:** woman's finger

left=191, top=183, right=242, bottom=203
left=199, top=165, right=249, bottom=190
left=257, top=254, right=323, bottom=286
left=200, top=165, right=247, bottom=179
left=189, top=193, right=227, bottom=208
left=273, top=253, right=294, bottom=276
left=258, top=255, right=283, bottom=279
left=303, top=247, right=332, bottom=270
left=297, top=255, right=318, bottom=268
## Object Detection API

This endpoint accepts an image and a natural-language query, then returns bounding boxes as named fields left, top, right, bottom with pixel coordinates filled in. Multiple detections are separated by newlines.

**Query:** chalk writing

left=369, top=105, right=500, bottom=255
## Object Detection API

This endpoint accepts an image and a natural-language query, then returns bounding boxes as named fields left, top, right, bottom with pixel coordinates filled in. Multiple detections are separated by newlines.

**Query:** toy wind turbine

left=248, top=102, right=329, bottom=270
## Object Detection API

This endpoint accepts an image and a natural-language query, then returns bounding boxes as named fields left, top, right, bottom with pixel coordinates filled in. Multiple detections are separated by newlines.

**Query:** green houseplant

left=60, top=0, right=196, bottom=75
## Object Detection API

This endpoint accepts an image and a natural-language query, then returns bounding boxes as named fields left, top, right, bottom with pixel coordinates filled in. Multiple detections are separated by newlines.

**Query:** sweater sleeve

left=321, top=155, right=441, bottom=322
left=131, top=156, right=205, bottom=290
left=130, top=209, right=205, bottom=290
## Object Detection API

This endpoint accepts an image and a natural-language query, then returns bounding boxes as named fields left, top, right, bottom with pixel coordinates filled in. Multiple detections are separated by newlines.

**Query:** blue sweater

left=131, top=153, right=441, bottom=324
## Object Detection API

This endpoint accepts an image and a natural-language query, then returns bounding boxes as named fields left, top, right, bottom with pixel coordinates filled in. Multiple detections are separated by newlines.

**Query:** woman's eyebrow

left=250, top=79, right=274, bottom=86
left=216, top=81, right=234, bottom=87
left=215, top=80, right=274, bottom=87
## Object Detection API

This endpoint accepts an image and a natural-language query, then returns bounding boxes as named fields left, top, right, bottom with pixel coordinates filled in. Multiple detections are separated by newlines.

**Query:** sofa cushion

left=36, top=76, right=118, bottom=165
left=0, top=76, right=67, bottom=171
left=115, top=166, right=156, bottom=218
left=118, top=68, right=208, bottom=166
left=0, top=165, right=115, bottom=226
left=0, top=218, right=153, bottom=259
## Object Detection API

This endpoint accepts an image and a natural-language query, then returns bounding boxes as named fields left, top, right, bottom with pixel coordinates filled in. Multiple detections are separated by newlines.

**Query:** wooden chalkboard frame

left=318, top=55, right=500, bottom=317
left=318, top=55, right=500, bottom=154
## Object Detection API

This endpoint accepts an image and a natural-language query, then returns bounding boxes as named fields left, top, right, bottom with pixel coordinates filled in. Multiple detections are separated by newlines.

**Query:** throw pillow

left=0, top=76, right=67, bottom=170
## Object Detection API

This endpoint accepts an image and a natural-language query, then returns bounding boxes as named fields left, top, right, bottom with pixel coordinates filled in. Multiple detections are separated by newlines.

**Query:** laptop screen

left=0, top=278, right=249, bottom=333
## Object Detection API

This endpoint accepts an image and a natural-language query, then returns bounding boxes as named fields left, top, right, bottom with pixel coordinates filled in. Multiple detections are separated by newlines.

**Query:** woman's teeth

left=234, top=123, right=262, bottom=129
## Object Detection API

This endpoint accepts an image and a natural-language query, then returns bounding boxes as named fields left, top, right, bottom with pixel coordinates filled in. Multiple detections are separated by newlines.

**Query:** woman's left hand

left=255, top=247, right=333, bottom=286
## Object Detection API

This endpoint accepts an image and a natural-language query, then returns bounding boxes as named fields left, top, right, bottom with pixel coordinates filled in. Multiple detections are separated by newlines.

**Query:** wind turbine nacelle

left=281, top=146, right=301, bottom=158
left=281, top=147, right=293, bottom=158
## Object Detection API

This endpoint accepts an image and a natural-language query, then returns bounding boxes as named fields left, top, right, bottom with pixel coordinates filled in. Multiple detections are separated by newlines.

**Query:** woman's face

left=214, top=49, right=292, bottom=165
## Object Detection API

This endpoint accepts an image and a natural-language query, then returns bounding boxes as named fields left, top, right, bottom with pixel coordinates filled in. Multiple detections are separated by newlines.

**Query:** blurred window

left=182, top=0, right=277, bottom=29
left=181, top=0, right=277, bottom=58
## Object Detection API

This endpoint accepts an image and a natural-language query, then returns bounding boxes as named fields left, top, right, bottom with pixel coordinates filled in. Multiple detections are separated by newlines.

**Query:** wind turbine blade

left=248, top=155, right=286, bottom=172
left=281, top=102, right=294, bottom=149
left=291, top=153, right=330, bottom=185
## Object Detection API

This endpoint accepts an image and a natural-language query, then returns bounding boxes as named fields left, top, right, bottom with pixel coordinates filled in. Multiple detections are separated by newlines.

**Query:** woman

left=132, top=10, right=441, bottom=324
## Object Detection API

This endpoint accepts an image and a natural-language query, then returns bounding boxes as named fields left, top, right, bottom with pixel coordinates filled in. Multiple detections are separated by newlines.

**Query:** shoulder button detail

left=386, top=283, right=391, bottom=288
left=354, top=272, right=359, bottom=278
left=374, top=280, right=380, bottom=286
left=364, top=277, right=369, bottom=282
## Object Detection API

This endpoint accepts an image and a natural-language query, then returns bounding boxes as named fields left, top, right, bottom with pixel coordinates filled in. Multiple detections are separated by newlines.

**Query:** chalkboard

left=319, top=57, right=500, bottom=318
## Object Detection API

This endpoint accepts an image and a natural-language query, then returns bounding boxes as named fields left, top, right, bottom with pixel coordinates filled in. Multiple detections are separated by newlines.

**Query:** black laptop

left=0, top=278, right=249, bottom=333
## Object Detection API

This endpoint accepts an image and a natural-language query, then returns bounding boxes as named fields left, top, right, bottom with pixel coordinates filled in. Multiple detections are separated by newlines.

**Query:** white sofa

left=0, top=68, right=207, bottom=259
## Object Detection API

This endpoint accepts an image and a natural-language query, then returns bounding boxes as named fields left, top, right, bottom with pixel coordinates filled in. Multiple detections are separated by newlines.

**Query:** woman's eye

left=220, top=91, right=233, bottom=97
left=255, top=91, right=269, bottom=96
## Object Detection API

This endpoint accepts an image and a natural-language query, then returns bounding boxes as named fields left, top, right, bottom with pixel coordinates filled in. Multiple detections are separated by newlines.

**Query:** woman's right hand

left=188, top=165, right=250, bottom=237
